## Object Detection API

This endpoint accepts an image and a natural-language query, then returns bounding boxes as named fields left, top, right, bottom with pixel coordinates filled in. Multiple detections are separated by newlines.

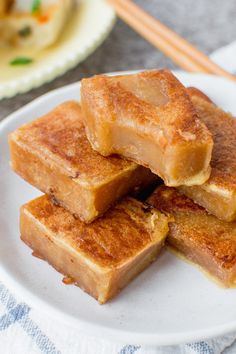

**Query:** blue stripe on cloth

left=118, top=345, right=140, bottom=354
left=0, top=303, right=30, bottom=330
left=0, top=282, right=215, bottom=354
left=19, top=315, right=61, bottom=354
left=0, top=282, right=61, bottom=354
left=0, top=283, right=17, bottom=310
left=187, top=341, right=214, bottom=354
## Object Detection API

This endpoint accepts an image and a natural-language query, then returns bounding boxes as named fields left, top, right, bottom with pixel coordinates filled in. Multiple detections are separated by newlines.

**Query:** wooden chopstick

left=107, top=0, right=236, bottom=81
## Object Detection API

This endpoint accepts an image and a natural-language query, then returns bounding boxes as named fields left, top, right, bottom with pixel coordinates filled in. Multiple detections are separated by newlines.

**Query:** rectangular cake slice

left=179, top=87, right=236, bottom=222
left=9, top=101, right=156, bottom=223
left=148, top=186, right=236, bottom=287
left=20, top=195, right=170, bottom=304
left=81, top=69, right=213, bottom=187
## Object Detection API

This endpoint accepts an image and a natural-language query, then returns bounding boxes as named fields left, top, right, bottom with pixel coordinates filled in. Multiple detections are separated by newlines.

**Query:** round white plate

left=1, top=71, right=236, bottom=346
left=0, top=0, right=115, bottom=99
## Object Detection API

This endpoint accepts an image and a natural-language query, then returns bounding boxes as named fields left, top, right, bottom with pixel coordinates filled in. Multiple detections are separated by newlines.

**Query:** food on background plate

left=0, top=0, right=13, bottom=16
left=20, top=195, right=170, bottom=303
left=81, top=69, right=213, bottom=187
left=9, top=101, right=156, bottom=223
left=178, top=87, right=236, bottom=222
left=0, top=0, right=73, bottom=49
left=148, top=186, right=236, bottom=287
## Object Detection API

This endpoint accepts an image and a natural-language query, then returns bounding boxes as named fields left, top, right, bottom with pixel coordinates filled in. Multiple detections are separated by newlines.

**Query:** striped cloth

left=1, top=282, right=236, bottom=354
left=1, top=42, right=236, bottom=354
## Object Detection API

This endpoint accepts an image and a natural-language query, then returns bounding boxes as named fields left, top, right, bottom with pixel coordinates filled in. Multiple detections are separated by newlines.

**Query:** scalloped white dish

left=0, top=0, right=115, bottom=99
left=1, top=71, right=236, bottom=346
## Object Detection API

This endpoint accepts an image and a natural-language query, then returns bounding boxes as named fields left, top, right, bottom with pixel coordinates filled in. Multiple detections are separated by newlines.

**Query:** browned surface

left=187, top=87, right=213, bottom=104
left=9, top=101, right=156, bottom=222
left=81, top=70, right=213, bottom=186
left=21, top=195, right=169, bottom=303
left=82, top=70, right=212, bottom=144
left=179, top=89, right=236, bottom=221
left=189, top=95, right=236, bottom=190
left=10, top=133, right=156, bottom=222
left=148, top=186, right=236, bottom=285
left=148, top=185, right=205, bottom=214
left=81, top=70, right=212, bottom=146
left=10, top=101, right=139, bottom=182
left=22, top=195, right=169, bottom=268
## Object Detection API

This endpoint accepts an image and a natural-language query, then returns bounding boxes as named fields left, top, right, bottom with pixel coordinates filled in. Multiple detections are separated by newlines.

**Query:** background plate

left=1, top=71, right=236, bottom=346
left=0, top=0, right=115, bottom=99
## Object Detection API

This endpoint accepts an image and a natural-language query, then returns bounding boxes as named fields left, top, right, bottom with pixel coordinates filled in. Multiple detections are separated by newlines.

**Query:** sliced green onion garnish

left=10, top=57, right=34, bottom=66
left=32, top=0, right=41, bottom=14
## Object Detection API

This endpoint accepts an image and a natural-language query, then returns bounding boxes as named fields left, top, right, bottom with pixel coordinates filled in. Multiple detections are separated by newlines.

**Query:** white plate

left=1, top=71, right=236, bottom=346
left=0, top=0, right=115, bottom=99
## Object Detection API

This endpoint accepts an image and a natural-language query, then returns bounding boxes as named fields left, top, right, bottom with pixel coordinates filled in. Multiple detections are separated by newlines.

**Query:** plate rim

left=1, top=70, right=236, bottom=346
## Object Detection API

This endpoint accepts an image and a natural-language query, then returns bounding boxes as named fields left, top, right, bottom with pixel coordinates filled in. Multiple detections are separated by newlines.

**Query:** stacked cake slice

left=9, top=98, right=171, bottom=303
left=9, top=101, right=156, bottom=223
left=9, top=69, right=236, bottom=303
left=147, top=87, right=236, bottom=286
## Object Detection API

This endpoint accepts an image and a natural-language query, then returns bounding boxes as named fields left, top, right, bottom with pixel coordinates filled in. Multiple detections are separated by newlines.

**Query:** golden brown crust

left=186, top=94, right=236, bottom=190
left=9, top=101, right=137, bottom=183
left=82, top=70, right=212, bottom=146
left=178, top=88, right=236, bottom=221
left=21, top=196, right=169, bottom=303
left=22, top=195, right=169, bottom=268
left=187, top=87, right=213, bottom=104
left=148, top=186, right=236, bottom=273
left=81, top=70, right=213, bottom=186
left=9, top=100, right=156, bottom=222
left=148, top=185, right=205, bottom=215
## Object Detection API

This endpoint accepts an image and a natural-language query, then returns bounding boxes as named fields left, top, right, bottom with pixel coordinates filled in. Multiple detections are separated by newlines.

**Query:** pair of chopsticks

left=107, top=0, right=236, bottom=82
